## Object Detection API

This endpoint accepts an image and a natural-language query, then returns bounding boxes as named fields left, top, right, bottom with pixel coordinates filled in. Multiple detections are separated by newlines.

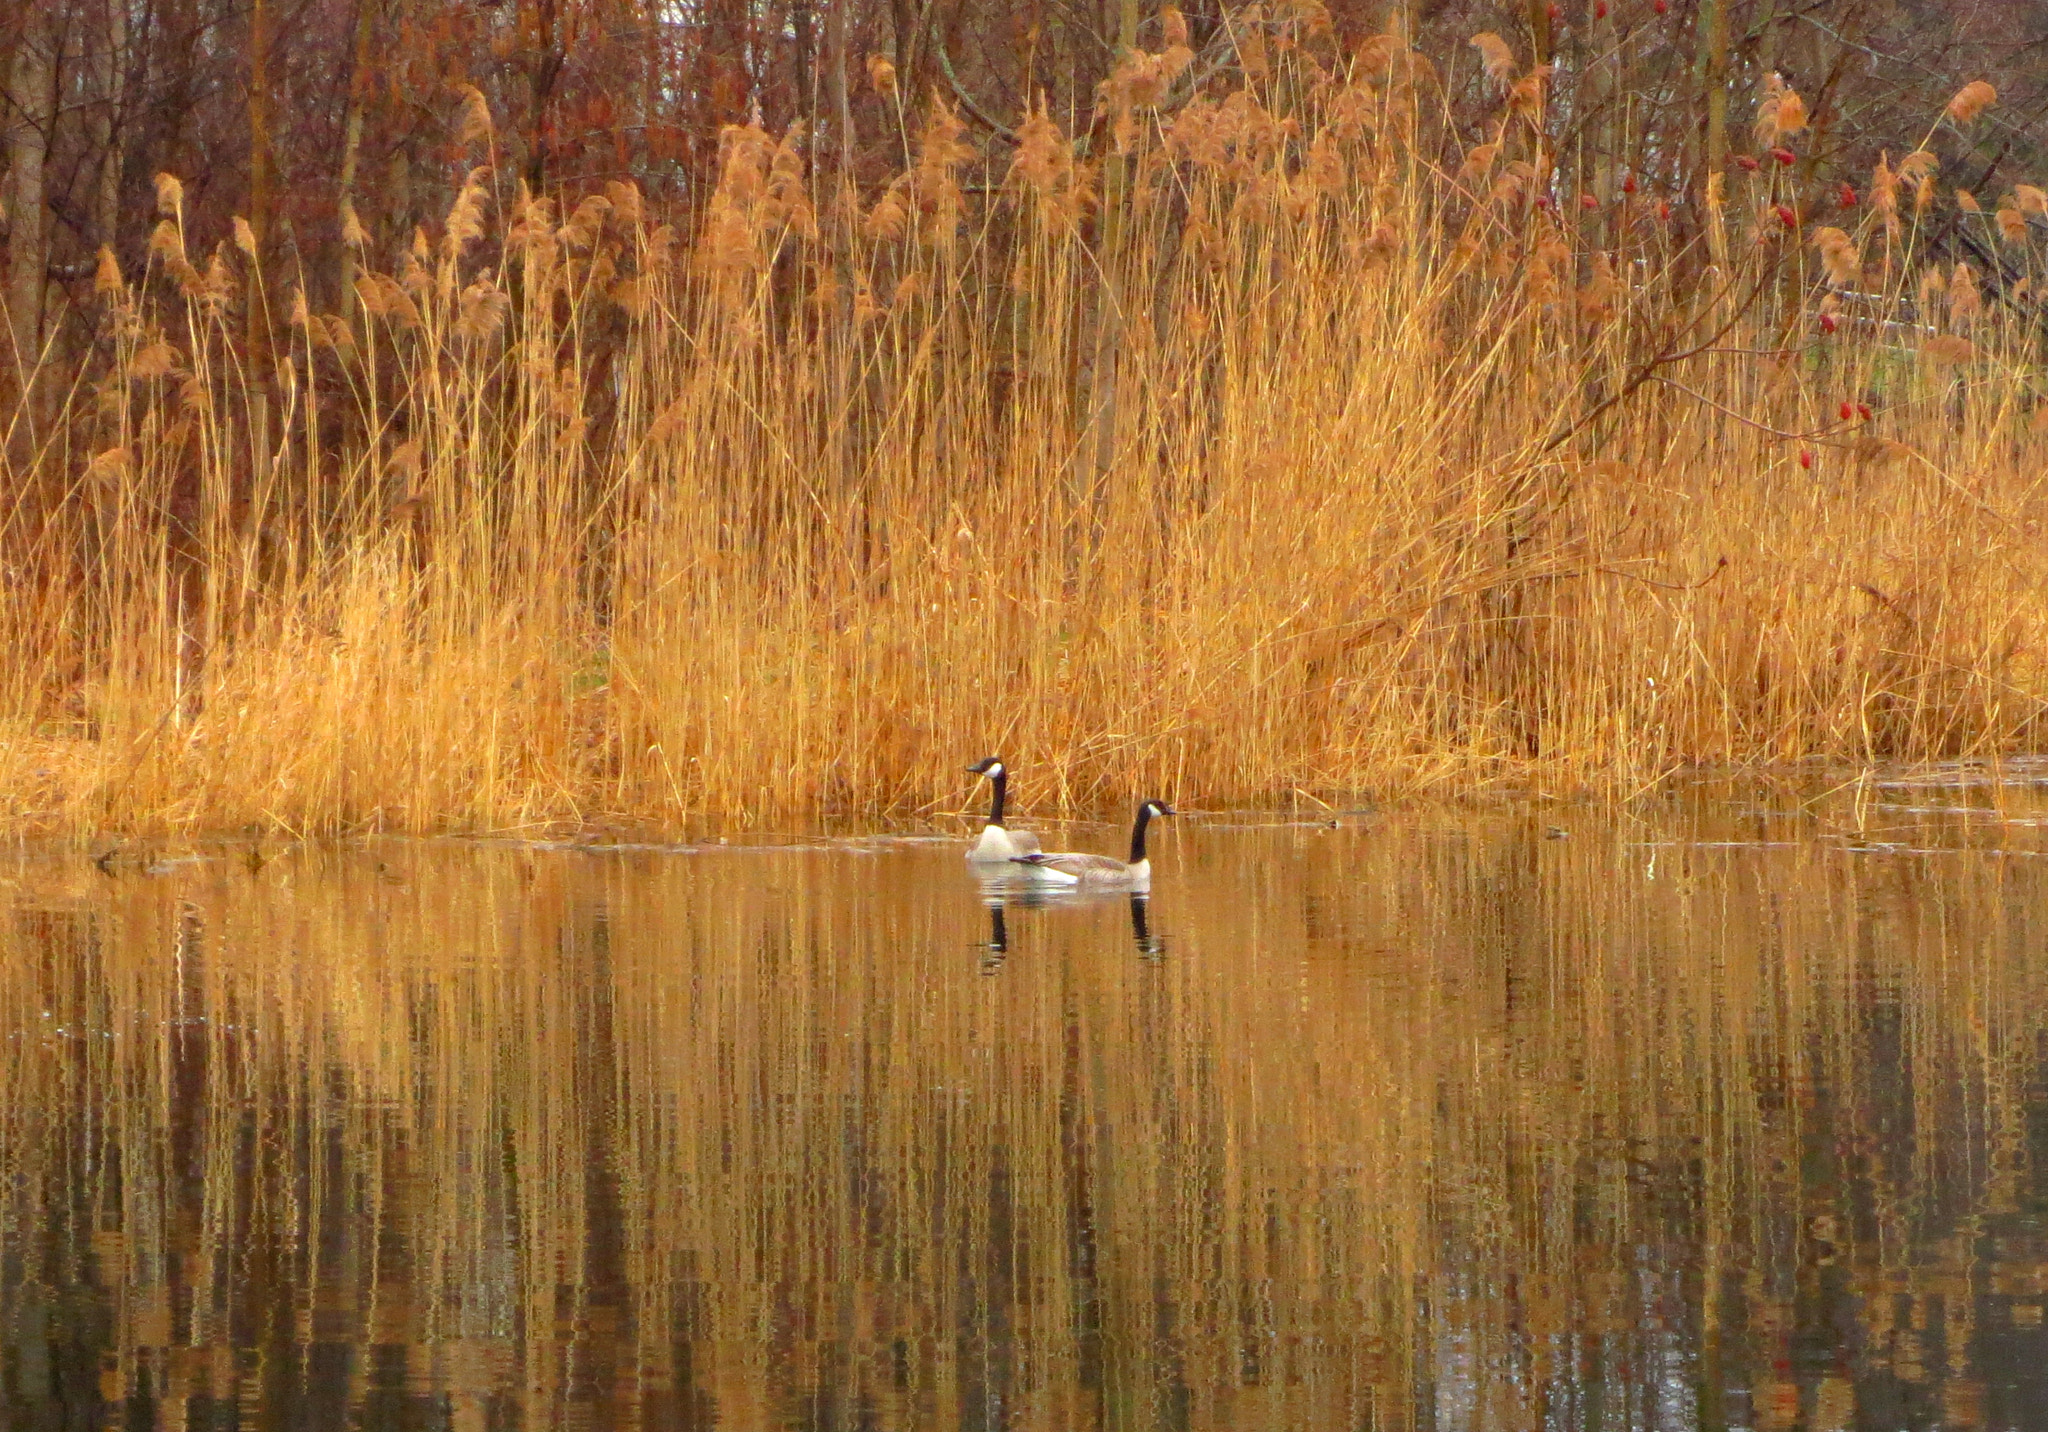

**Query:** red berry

left=1838, top=183, right=1857, bottom=207
left=1547, top=2, right=1562, bottom=19
left=1657, top=200, right=1671, bottom=221
left=1775, top=203, right=1797, bottom=226
left=1736, top=154, right=1760, bottom=172
left=1839, top=401, right=1855, bottom=420
left=1654, top=0, right=1667, bottom=11
left=1580, top=192, right=1599, bottom=210
left=1819, top=313, right=1840, bottom=334
left=1799, top=450, right=1814, bottom=470
left=1621, top=174, right=1637, bottom=194
left=1857, top=403, right=1872, bottom=420
left=1771, top=146, right=1796, bottom=166
left=1534, top=194, right=1554, bottom=211
left=1595, top=0, right=1607, bottom=16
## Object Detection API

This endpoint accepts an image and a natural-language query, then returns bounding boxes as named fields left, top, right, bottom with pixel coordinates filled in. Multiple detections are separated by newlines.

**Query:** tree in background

left=2, top=0, right=2045, bottom=447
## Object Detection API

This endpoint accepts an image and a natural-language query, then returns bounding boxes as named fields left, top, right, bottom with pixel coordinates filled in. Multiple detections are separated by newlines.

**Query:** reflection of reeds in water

left=0, top=816, right=2043, bottom=1428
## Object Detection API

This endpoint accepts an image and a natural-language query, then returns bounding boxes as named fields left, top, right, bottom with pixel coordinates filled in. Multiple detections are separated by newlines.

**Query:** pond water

left=7, top=773, right=2048, bottom=1429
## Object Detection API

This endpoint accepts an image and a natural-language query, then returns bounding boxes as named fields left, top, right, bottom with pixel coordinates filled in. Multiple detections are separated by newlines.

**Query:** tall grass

left=3, top=24, right=2045, bottom=837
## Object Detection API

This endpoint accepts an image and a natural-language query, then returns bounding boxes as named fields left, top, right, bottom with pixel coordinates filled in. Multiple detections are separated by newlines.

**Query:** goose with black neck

left=964, top=758, right=1043, bottom=863
left=1011, top=800, right=1175, bottom=891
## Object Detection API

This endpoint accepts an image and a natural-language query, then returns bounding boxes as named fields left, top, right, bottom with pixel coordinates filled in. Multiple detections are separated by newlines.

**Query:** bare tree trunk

left=1697, top=0, right=1730, bottom=185
left=95, top=0, right=130, bottom=252
left=825, top=0, right=853, bottom=191
left=336, top=0, right=377, bottom=306
left=5, top=8, right=57, bottom=401
left=138, top=0, right=199, bottom=215
left=247, top=0, right=275, bottom=503
left=790, top=0, right=814, bottom=128
left=890, top=0, right=916, bottom=98
left=524, top=0, right=567, bottom=189
left=1086, top=0, right=1139, bottom=483
left=1589, top=1, right=1616, bottom=204
left=1526, top=0, right=1553, bottom=66
left=5, top=11, right=54, bottom=368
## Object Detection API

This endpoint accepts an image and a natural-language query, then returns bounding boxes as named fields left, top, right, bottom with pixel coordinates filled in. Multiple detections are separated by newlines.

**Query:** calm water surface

left=8, top=775, right=2048, bottom=1429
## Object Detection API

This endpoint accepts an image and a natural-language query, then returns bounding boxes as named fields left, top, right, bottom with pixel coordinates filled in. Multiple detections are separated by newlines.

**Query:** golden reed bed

left=2, top=33, right=2043, bottom=838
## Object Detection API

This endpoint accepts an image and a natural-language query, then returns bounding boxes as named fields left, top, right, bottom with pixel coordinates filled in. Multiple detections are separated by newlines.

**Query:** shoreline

left=6, top=752, right=2047, bottom=851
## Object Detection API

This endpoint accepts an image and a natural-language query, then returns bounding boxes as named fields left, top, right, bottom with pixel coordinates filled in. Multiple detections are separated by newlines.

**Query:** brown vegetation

left=4, top=7, right=2048, bottom=836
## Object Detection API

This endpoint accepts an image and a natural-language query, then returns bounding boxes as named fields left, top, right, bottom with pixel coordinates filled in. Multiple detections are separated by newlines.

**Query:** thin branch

left=1648, top=374, right=1846, bottom=441
left=929, top=12, right=1015, bottom=140
left=1537, top=263, right=1775, bottom=455
left=1592, top=555, right=1731, bottom=592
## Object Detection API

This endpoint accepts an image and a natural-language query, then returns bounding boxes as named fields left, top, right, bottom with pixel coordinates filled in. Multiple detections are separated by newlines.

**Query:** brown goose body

left=1011, top=800, right=1174, bottom=891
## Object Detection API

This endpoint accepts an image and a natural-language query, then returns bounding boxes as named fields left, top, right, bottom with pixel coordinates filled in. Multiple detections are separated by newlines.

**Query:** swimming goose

left=964, top=758, right=1043, bottom=863
left=1011, top=800, right=1174, bottom=890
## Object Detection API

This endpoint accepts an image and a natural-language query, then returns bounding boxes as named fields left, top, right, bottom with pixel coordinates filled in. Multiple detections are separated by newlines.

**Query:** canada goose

left=1011, top=800, right=1174, bottom=890
left=964, top=758, right=1043, bottom=863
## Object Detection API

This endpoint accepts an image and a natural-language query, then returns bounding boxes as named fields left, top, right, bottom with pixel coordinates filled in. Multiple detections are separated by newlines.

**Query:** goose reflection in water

left=971, top=885, right=1164, bottom=964
left=1129, top=893, right=1162, bottom=958
left=979, top=900, right=1009, bottom=974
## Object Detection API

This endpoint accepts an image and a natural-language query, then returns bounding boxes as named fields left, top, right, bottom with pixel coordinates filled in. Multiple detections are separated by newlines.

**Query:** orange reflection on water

left=3, top=791, right=2048, bottom=1428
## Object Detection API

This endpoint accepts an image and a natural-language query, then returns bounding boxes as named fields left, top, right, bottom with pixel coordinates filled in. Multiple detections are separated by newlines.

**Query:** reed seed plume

left=1755, top=72, right=1808, bottom=143
left=1947, top=79, right=1997, bottom=124
left=1469, top=32, right=1517, bottom=87
left=1, top=40, right=2045, bottom=839
left=1810, top=226, right=1861, bottom=286
left=866, top=52, right=896, bottom=96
